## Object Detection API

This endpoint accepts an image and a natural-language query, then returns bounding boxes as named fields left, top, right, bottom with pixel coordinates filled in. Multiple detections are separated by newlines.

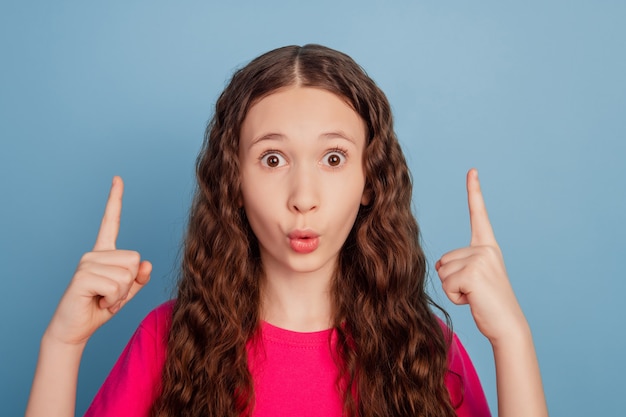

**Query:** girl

left=26, top=44, right=547, bottom=417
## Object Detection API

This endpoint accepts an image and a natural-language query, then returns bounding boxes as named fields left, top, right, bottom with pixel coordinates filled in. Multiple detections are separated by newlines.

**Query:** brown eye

left=323, top=151, right=346, bottom=167
left=261, top=153, right=286, bottom=168
left=267, top=155, right=279, bottom=167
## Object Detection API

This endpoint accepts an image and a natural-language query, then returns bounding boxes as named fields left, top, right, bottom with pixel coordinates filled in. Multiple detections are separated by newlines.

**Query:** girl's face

left=239, top=86, right=368, bottom=282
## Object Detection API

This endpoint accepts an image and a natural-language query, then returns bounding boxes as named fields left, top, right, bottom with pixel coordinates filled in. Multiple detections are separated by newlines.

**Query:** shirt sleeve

left=445, top=332, right=492, bottom=417
left=83, top=301, right=173, bottom=417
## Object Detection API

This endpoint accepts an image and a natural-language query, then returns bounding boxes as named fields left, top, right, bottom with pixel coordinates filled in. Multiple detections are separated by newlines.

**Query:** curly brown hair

left=152, top=44, right=457, bottom=417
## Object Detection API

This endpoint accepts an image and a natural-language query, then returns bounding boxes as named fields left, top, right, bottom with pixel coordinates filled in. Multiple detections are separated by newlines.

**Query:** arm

left=26, top=335, right=85, bottom=417
left=25, top=177, right=151, bottom=417
left=436, top=169, right=548, bottom=417
left=491, top=322, right=546, bottom=417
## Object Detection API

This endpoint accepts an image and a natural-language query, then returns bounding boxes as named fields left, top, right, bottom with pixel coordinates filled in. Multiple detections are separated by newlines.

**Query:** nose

left=287, top=163, right=319, bottom=213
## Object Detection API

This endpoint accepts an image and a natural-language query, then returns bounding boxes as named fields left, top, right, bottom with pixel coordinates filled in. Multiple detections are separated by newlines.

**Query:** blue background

left=1, top=1, right=624, bottom=415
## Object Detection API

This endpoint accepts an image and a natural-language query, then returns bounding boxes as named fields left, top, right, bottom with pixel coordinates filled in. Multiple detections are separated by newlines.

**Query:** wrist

left=41, top=328, right=88, bottom=353
left=489, top=319, right=533, bottom=352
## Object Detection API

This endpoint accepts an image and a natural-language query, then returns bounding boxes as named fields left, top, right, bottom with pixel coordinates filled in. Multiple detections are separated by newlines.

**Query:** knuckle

left=119, top=250, right=141, bottom=266
left=79, top=252, right=95, bottom=264
left=103, top=279, right=123, bottom=298
left=442, top=279, right=457, bottom=296
left=75, top=260, right=87, bottom=272
left=122, top=268, right=135, bottom=283
left=484, top=246, right=499, bottom=257
left=128, top=251, right=141, bottom=265
left=75, top=260, right=95, bottom=275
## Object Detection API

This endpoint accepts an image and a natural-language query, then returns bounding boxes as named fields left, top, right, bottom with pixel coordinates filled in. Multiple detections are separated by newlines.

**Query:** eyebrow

left=249, top=131, right=357, bottom=148
left=320, top=131, right=357, bottom=144
left=250, top=133, right=285, bottom=147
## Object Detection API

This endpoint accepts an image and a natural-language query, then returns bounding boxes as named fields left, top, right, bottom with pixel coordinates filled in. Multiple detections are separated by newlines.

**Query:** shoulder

left=109, top=299, right=176, bottom=362
left=434, top=316, right=476, bottom=371
left=84, top=300, right=176, bottom=417
left=137, top=299, right=175, bottom=339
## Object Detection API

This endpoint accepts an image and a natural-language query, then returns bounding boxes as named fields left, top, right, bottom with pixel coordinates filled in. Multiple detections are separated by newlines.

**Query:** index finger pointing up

left=467, top=168, right=497, bottom=246
left=93, top=176, right=124, bottom=251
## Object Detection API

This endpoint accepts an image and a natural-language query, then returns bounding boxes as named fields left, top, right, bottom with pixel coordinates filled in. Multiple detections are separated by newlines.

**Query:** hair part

left=153, top=44, right=456, bottom=417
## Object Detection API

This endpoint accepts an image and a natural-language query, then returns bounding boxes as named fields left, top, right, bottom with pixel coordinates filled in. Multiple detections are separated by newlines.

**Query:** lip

left=288, top=229, right=320, bottom=254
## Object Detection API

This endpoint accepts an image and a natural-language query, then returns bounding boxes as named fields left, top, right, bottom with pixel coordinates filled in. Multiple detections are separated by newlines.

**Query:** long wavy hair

left=152, top=44, right=456, bottom=417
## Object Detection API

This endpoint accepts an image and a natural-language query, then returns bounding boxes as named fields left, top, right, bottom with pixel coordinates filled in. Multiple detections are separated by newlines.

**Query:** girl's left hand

left=436, top=169, right=528, bottom=346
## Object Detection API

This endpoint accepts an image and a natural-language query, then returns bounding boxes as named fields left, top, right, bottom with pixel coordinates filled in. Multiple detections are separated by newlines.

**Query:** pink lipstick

left=288, top=230, right=320, bottom=254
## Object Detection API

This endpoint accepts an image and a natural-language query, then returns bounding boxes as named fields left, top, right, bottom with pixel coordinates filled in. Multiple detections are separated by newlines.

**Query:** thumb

left=135, top=260, right=152, bottom=286
left=117, top=260, right=152, bottom=311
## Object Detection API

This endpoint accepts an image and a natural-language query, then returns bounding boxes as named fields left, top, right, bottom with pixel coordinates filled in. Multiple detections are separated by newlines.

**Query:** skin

left=436, top=168, right=548, bottom=417
left=26, top=177, right=151, bottom=417
left=25, top=87, right=547, bottom=417
left=238, top=86, right=368, bottom=332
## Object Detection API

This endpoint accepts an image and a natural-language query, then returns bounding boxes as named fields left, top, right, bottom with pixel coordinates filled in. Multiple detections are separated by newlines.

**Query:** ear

left=361, top=187, right=372, bottom=206
left=235, top=188, right=244, bottom=208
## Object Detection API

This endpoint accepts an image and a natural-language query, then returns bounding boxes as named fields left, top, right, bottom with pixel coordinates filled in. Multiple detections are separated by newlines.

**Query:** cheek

left=332, top=173, right=366, bottom=204
left=241, top=184, right=278, bottom=232
left=242, top=200, right=270, bottom=242
left=330, top=182, right=366, bottom=224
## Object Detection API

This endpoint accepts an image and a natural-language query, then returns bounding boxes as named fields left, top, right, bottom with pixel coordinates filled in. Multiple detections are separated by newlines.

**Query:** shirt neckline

left=260, top=320, right=335, bottom=346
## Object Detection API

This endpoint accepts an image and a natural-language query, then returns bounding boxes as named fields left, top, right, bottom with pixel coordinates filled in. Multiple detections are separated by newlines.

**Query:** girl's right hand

left=45, top=176, right=151, bottom=346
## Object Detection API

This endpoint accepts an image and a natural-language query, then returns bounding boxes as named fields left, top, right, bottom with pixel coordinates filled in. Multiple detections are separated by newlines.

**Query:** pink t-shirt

left=85, top=301, right=491, bottom=416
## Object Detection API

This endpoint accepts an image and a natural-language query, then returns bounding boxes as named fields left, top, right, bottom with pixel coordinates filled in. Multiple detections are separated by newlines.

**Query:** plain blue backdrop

left=1, top=1, right=624, bottom=415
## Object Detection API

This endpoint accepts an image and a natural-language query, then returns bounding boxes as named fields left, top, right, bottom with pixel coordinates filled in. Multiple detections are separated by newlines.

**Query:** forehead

left=240, top=86, right=366, bottom=145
